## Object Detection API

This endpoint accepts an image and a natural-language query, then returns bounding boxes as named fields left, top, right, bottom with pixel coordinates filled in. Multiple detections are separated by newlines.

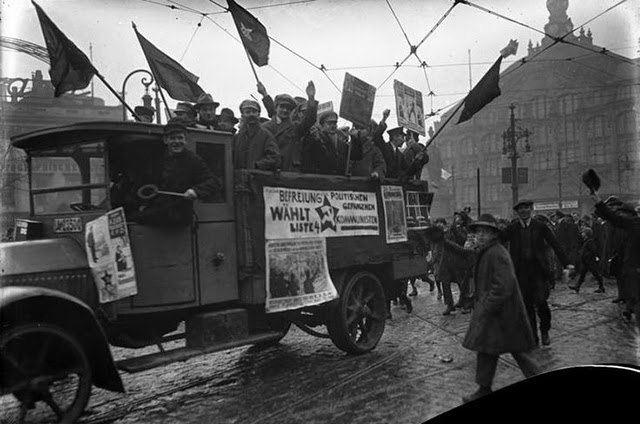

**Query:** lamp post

left=501, top=103, right=532, bottom=206
left=121, top=69, right=155, bottom=121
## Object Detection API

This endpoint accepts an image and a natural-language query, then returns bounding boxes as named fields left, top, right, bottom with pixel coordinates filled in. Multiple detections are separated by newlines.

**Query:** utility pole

left=451, top=164, right=457, bottom=212
left=502, top=104, right=532, bottom=206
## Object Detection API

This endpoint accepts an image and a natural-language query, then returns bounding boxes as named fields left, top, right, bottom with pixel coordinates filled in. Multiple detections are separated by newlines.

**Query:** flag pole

left=91, top=66, right=141, bottom=121
left=132, top=22, right=173, bottom=121
left=424, top=99, right=466, bottom=149
left=244, top=49, right=261, bottom=85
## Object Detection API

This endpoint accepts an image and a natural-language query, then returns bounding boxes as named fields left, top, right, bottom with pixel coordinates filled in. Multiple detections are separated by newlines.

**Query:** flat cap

left=239, top=99, right=261, bottom=112
left=513, top=199, right=534, bottom=210
left=274, top=94, right=296, bottom=108
left=319, top=111, right=338, bottom=124
left=163, top=117, right=188, bottom=135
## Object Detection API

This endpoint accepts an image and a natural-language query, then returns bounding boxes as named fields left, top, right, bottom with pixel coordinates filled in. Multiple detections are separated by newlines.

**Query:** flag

left=227, top=0, right=270, bottom=67
left=133, top=24, right=204, bottom=102
left=32, top=1, right=95, bottom=97
left=441, top=168, right=452, bottom=181
left=457, top=56, right=503, bottom=124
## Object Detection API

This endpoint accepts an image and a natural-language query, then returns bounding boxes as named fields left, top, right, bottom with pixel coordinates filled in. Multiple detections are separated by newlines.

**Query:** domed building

left=428, top=0, right=639, bottom=219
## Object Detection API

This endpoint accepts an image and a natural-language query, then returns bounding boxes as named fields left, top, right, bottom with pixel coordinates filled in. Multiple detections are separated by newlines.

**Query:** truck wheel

left=0, top=323, right=93, bottom=424
left=327, top=271, right=387, bottom=354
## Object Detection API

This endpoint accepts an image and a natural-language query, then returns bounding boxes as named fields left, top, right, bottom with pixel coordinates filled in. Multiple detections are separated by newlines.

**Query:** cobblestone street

left=45, top=276, right=636, bottom=424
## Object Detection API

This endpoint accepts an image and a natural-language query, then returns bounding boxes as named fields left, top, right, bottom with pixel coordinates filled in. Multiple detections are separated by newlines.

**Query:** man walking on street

left=462, top=213, right=541, bottom=403
left=504, top=200, right=573, bottom=346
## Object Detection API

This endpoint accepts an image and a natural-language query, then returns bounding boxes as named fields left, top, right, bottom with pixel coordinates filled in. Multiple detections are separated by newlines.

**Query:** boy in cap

left=569, top=227, right=605, bottom=293
left=134, top=118, right=221, bottom=226
left=233, top=99, right=280, bottom=171
left=462, top=213, right=541, bottom=403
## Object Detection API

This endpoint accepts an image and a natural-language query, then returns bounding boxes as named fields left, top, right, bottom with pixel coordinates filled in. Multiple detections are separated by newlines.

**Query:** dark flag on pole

left=457, top=56, right=502, bottom=124
left=32, top=1, right=95, bottom=97
left=227, top=0, right=270, bottom=67
left=133, top=24, right=204, bottom=102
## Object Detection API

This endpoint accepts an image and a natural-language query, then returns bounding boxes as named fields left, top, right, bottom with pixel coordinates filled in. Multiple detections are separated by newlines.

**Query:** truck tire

left=327, top=271, right=387, bottom=354
left=0, top=323, right=93, bottom=424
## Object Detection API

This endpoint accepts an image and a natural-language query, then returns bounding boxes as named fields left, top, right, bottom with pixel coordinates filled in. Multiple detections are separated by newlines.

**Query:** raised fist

left=257, top=81, right=267, bottom=97
left=306, top=81, right=316, bottom=99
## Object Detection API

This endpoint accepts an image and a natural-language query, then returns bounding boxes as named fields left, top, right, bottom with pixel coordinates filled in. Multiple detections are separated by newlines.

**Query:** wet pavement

left=3, top=277, right=639, bottom=424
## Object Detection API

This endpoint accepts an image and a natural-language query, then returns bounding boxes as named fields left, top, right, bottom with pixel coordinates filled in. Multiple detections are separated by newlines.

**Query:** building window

left=616, top=111, right=635, bottom=135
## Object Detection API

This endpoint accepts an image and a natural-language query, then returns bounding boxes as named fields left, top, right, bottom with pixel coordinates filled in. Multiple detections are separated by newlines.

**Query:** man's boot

left=462, top=386, right=492, bottom=403
left=594, top=281, right=605, bottom=293
left=442, top=304, right=455, bottom=315
left=568, top=281, right=582, bottom=293
left=541, top=330, right=551, bottom=346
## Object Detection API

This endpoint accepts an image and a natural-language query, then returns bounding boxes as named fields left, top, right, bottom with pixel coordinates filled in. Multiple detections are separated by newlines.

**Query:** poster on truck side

left=84, top=207, right=138, bottom=303
left=266, top=237, right=337, bottom=313
left=381, top=185, right=408, bottom=243
left=263, top=186, right=379, bottom=239
left=393, top=80, right=426, bottom=136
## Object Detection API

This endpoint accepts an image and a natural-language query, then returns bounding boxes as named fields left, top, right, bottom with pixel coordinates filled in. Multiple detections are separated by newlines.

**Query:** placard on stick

left=393, top=80, right=426, bottom=136
left=339, top=73, right=376, bottom=127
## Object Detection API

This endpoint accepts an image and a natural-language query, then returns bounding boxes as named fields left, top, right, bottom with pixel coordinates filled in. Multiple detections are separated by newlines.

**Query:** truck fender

left=0, top=286, right=125, bottom=393
left=0, top=238, right=88, bottom=276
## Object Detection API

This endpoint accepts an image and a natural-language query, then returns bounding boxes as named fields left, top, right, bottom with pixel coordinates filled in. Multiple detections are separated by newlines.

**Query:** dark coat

left=233, top=125, right=281, bottom=171
left=261, top=100, right=318, bottom=171
left=579, top=237, right=599, bottom=269
left=462, top=240, right=536, bottom=355
left=555, top=217, right=582, bottom=265
left=135, top=148, right=221, bottom=226
left=505, top=219, right=569, bottom=273
left=373, top=122, right=409, bottom=178
left=436, top=235, right=475, bottom=283
left=301, top=127, right=363, bottom=175
left=350, top=140, right=386, bottom=178
left=595, top=202, right=640, bottom=301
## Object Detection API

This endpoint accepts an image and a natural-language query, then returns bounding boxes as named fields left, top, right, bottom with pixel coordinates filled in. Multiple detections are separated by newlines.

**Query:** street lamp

left=121, top=69, right=155, bottom=121
left=502, top=103, right=532, bottom=205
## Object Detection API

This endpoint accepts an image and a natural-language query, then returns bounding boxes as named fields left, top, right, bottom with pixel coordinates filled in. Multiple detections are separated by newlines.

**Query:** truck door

left=191, top=132, right=238, bottom=304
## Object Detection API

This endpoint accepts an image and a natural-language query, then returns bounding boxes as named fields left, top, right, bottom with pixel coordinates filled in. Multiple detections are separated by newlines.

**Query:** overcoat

left=350, top=140, right=386, bottom=178
left=262, top=100, right=318, bottom=171
left=595, top=202, right=640, bottom=301
left=232, top=126, right=281, bottom=171
left=462, top=240, right=537, bottom=355
left=555, top=217, right=581, bottom=265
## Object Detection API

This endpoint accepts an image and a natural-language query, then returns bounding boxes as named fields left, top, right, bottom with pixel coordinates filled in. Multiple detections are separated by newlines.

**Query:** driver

left=134, top=118, right=221, bottom=226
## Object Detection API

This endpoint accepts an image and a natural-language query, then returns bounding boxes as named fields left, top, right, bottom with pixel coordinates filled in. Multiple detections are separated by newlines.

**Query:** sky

left=2, top=0, right=638, bottom=131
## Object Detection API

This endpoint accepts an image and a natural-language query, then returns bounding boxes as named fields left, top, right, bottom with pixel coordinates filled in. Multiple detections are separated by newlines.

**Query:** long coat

left=555, top=217, right=582, bottom=266
left=301, top=127, right=363, bottom=175
left=595, top=202, right=640, bottom=301
left=505, top=219, right=569, bottom=275
left=262, top=100, right=317, bottom=171
left=232, top=126, right=281, bottom=171
left=462, top=240, right=537, bottom=355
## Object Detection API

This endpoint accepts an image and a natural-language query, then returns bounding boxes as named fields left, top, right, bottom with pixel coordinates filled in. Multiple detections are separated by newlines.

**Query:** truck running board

left=116, top=331, right=284, bottom=373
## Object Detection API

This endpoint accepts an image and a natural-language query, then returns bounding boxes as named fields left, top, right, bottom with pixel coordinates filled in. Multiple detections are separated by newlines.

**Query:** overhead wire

left=376, top=1, right=459, bottom=90
left=180, top=15, right=206, bottom=61
left=385, top=0, right=412, bottom=48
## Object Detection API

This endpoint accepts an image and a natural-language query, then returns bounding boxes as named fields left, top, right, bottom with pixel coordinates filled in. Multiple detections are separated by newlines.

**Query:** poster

left=381, top=185, right=407, bottom=243
left=339, top=73, right=376, bottom=127
left=393, top=80, right=426, bottom=136
left=85, top=207, right=138, bottom=303
left=317, top=100, right=334, bottom=116
left=263, top=186, right=379, bottom=239
left=266, top=238, right=337, bottom=313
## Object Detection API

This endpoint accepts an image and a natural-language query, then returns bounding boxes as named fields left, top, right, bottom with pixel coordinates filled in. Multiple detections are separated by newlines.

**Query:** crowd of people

left=400, top=194, right=640, bottom=403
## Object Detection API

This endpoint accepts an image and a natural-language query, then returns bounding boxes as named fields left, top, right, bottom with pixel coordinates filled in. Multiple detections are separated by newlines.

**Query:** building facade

left=0, top=70, right=121, bottom=232
left=428, top=0, right=639, bottom=219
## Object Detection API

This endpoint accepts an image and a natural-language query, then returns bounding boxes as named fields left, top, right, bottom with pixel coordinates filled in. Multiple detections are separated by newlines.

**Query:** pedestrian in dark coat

left=232, top=100, right=281, bottom=171
left=554, top=211, right=582, bottom=274
left=350, top=120, right=387, bottom=179
left=462, top=213, right=540, bottom=403
left=591, top=192, right=640, bottom=328
left=261, top=81, right=318, bottom=171
left=504, top=200, right=572, bottom=346
left=569, top=227, right=605, bottom=293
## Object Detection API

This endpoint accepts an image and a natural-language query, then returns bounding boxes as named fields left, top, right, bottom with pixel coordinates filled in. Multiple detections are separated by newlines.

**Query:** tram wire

left=180, top=15, right=206, bottom=61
